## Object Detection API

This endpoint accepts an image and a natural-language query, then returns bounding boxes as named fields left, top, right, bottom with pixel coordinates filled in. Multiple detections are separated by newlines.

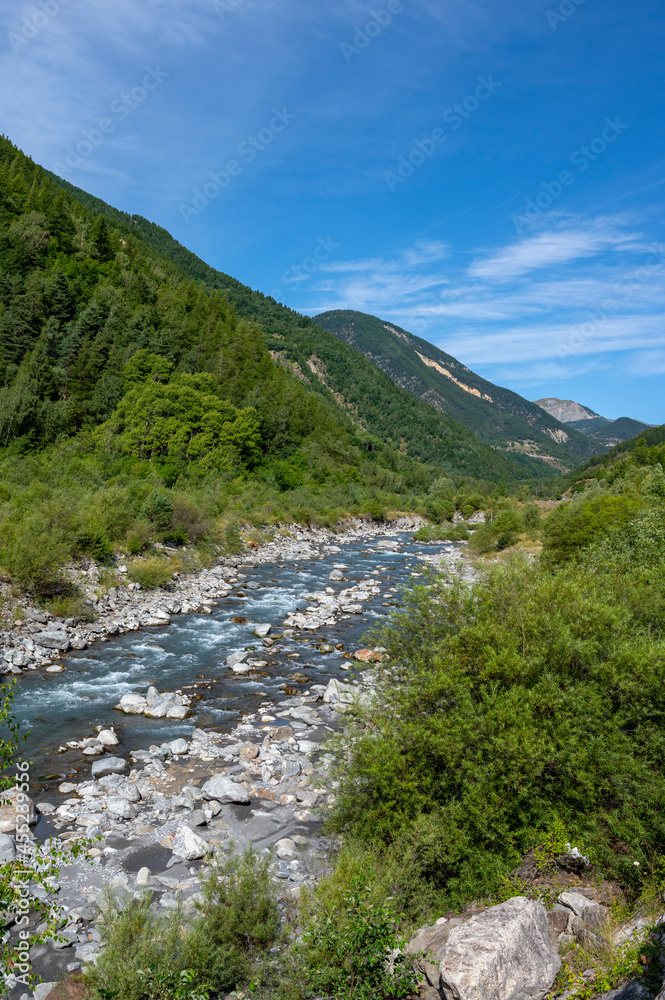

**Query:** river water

left=12, top=533, right=454, bottom=791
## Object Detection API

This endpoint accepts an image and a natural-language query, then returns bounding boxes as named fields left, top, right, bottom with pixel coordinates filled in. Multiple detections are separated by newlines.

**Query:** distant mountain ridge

left=534, top=398, right=599, bottom=423
left=313, top=309, right=600, bottom=471
left=535, top=397, right=652, bottom=449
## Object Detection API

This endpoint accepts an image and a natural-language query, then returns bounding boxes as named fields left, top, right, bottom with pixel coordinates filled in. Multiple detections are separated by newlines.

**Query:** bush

left=291, top=868, right=419, bottom=1000
left=496, top=529, right=517, bottom=550
left=328, top=490, right=665, bottom=911
left=127, top=557, right=175, bottom=590
left=0, top=515, right=71, bottom=597
left=86, top=848, right=278, bottom=1000
left=140, top=490, right=174, bottom=531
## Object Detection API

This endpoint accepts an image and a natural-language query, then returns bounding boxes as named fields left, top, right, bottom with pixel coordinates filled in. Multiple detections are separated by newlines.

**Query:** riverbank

left=4, top=517, right=468, bottom=995
left=0, top=517, right=425, bottom=678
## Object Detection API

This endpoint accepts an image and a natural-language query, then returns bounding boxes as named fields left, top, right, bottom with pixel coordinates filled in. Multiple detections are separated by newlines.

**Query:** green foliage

left=291, top=870, right=419, bottom=1000
left=183, top=848, right=279, bottom=990
left=87, top=848, right=278, bottom=1000
left=127, top=556, right=176, bottom=590
left=140, top=490, right=174, bottom=531
left=328, top=481, right=665, bottom=912
left=0, top=513, right=71, bottom=596
left=542, top=489, right=640, bottom=564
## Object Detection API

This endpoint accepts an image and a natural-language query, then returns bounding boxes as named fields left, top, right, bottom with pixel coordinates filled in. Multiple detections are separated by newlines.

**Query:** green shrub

left=127, top=557, right=175, bottom=589
left=140, top=491, right=174, bottom=531
left=292, top=869, right=419, bottom=1000
left=183, top=847, right=279, bottom=990
left=328, top=491, right=665, bottom=911
left=542, top=491, right=639, bottom=564
left=496, top=529, right=517, bottom=550
left=0, top=515, right=71, bottom=597
left=468, top=522, right=496, bottom=555
left=87, top=848, right=278, bottom=1000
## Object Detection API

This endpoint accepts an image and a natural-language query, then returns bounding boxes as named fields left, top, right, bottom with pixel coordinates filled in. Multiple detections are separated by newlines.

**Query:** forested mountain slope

left=42, top=162, right=556, bottom=482
left=313, top=309, right=598, bottom=470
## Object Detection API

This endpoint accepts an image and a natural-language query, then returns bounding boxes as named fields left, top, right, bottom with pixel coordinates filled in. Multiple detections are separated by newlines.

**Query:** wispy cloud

left=299, top=213, right=665, bottom=389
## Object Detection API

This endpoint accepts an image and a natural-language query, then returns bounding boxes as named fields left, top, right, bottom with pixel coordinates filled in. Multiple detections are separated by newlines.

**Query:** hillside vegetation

left=313, top=309, right=597, bottom=469
left=0, top=136, right=563, bottom=602
left=51, top=170, right=557, bottom=482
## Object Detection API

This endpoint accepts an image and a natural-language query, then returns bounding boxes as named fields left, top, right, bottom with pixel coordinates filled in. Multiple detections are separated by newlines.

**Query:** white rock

left=200, top=774, right=250, bottom=804
left=557, top=891, right=595, bottom=916
left=33, top=983, right=57, bottom=1000
left=136, top=866, right=152, bottom=886
left=106, top=796, right=136, bottom=820
left=0, top=833, right=16, bottom=862
left=91, top=756, right=127, bottom=779
left=0, top=787, right=37, bottom=833
left=438, top=896, right=561, bottom=1000
left=117, top=693, right=147, bottom=714
left=227, top=650, right=248, bottom=667
left=253, top=623, right=271, bottom=637
left=98, top=729, right=119, bottom=746
left=172, top=825, right=210, bottom=861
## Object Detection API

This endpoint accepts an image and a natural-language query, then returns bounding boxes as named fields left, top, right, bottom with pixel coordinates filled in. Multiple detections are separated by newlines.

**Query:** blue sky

left=2, top=0, right=664, bottom=423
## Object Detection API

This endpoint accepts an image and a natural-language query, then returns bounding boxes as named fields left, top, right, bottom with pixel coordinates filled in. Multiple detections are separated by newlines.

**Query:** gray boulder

left=106, top=796, right=136, bottom=820
left=200, top=774, right=250, bottom=804
left=92, top=756, right=127, bottom=779
left=438, top=896, right=561, bottom=1000
left=35, top=630, right=71, bottom=651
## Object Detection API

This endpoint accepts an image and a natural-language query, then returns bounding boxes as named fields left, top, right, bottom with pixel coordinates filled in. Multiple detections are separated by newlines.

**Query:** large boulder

left=34, top=630, right=71, bottom=651
left=438, top=896, right=561, bottom=1000
left=200, top=774, right=250, bottom=804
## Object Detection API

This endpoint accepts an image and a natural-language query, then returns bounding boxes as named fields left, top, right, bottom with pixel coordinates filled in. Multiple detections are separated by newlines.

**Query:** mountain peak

left=534, top=398, right=600, bottom=422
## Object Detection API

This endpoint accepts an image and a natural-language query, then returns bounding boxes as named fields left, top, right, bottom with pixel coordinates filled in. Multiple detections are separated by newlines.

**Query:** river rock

left=0, top=787, right=37, bottom=833
left=438, top=896, right=561, bottom=1000
left=328, top=569, right=345, bottom=581
left=227, top=650, right=248, bottom=667
left=253, top=623, right=271, bottom=638
left=172, top=825, right=210, bottom=860
left=0, top=833, right=16, bottom=862
left=201, top=774, right=250, bottom=804
left=97, top=729, right=119, bottom=746
left=91, top=756, right=127, bottom=779
left=107, top=796, right=136, bottom=820
left=35, top=630, right=71, bottom=651
left=117, top=693, right=148, bottom=714
left=33, top=983, right=57, bottom=1000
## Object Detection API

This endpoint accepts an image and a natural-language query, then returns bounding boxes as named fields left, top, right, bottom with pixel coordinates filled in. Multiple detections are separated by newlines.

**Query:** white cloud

left=299, top=215, right=665, bottom=385
left=468, top=220, right=638, bottom=282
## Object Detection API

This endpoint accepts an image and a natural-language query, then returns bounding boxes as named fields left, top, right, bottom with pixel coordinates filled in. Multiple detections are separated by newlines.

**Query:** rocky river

left=1, top=519, right=467, bottom=996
